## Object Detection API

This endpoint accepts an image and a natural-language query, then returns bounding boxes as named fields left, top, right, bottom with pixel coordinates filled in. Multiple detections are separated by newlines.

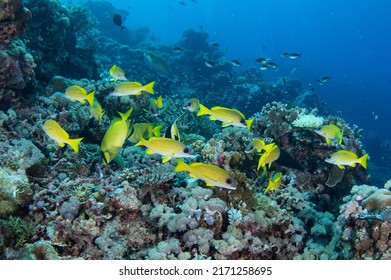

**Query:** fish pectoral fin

left=337, top=165, right=345, bottom=169
left=205, top=182, right=215, bottom=187
left=146, top=149, right=155, bottom=155
left=349, top=163, right=356, bottom=167
left=57, top=142, right=66, bottom=147
left=162, top=156, right=171, bottom=163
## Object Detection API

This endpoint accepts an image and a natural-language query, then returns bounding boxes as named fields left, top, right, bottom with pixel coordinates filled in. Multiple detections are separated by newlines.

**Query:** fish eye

left=183, top=147, right=190, bottom=153
left=226, top=178, right=233, bottom=184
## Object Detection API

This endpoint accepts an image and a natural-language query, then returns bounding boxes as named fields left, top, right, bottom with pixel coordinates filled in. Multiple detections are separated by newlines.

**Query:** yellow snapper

left=183, top=98, right=200, bottom=112
left=110, top=81, right=155, bottom=97
left=314, top=124, right=343, bottom=144
left=325, top=150, right=368, bottom=169
left=148, top=95, right=163, bottom=116
left=174, top=159, right=237, bottom=190
left=257, top=143, right=281, bottom=170
left=164, top=118, right=180, bottom=141
left=135, top=137, right=193, bottom=163
left=42, top=120, right=84, bottom=153
left=245, top=139, right=267, bottom=153
left=109, top=64, right=127, bottom=82
left=89, top=98, right=104, bottom=123
left=64, top=85, right=95, bottom=106
left=128, top=123, right=162, bottom=143
left=264, top=172, right=283, bottom=194
left=197, top=104, right=253, bottom=130
left=100, top=107, right=133, bottom=163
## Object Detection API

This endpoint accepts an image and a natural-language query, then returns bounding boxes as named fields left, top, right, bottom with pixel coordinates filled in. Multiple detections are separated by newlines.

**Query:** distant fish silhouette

left=113, top=14, right=125, bottom=30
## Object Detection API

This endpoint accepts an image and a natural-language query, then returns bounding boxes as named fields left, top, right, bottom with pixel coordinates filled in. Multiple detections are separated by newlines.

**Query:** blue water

left=109, top=0, right=391, bottom=137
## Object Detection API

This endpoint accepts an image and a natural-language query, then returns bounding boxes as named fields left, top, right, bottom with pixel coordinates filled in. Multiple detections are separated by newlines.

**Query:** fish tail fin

left=118, top=107, right=133, bottom=120
left=358, top=153, right=369, bottom=169
left=67, top=137, right=84, bottom=153
left=86, top=91, right=96, bottom=107
left=174, top=158, right=189, bottom=173
left=156, top=95, right=163, bottom=108
left=257, top=158, right=263, bottom=171
left=144, top=81, right=155, bottom=94
left=196, top=103, right=210, bottom=117
left=153, top=125, right=162, bottom=137
left=246, top=118, right=254, bottom=130
left=135, top=135, right=146, bottom=147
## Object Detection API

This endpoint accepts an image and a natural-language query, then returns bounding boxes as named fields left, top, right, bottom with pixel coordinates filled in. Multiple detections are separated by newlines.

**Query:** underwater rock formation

left=23, top=0, right=99, bottom=80
left=0, top=0, right=31, bottom=43
left=0, top=39, right=36, bottom=107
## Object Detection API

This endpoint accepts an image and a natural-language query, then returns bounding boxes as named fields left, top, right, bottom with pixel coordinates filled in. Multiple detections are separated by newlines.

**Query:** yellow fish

left=135, top=137, right=193, bottom=163
left=183, top=98, right=200, bottom=112
left=314, top=124, right=343, bottom=144
left=148, top=95, right=163, bottom=116
left=197, top=104, right=253, bottom=130
left=325, top=150, right=368, bottom=169
left=110, top=81, right=155, bottom=96
left=245, top=139, right=267, bottom=153
left=128, top=123, right=162, bottom=143
left=42, top=120, right=83, bottom=153
left=175, top=159, right=237, bottom=190
left=109, top=64, right=127, bottom=82
left=257, top=143, right=280, bottom=170
left=89, top=98, right=104, bottom=123
left=64, top=85, right=95, bottom=106
left=264, top=172, right=282, bottom=194
left=100, top=107, right=133, bottom=163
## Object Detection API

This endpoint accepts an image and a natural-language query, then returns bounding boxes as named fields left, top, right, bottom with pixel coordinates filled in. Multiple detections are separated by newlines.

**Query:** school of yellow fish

left=42, top=64, right=369, bottom=194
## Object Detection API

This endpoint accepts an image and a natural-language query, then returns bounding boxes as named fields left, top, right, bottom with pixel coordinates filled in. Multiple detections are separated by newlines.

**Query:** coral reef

left=0, top=0, right=31, bottom=43
left=0, top=39, right=36, bottom=107
left=0, top=0, right=381, bottom=261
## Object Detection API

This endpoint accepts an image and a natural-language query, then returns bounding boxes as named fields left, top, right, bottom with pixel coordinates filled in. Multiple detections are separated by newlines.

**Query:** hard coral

left=0, top=39, right=36, bottom=105
left=0, top=0, right=31, bottom=43
left=362, top=189, right=391, bottom=211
